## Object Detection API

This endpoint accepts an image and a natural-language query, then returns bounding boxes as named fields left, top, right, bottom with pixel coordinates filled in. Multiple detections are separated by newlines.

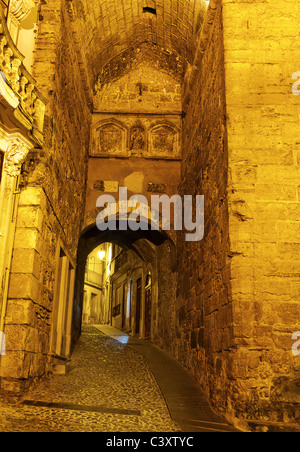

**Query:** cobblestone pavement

left=0, top=326, right=181, bottom=432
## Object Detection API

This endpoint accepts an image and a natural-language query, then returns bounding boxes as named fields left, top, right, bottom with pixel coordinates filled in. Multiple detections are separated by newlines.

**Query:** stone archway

left=71, top=220, right=177, bottom=351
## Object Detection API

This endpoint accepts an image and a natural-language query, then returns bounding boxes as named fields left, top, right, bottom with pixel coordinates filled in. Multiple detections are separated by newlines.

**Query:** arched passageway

left=71, top=222, right=177, bottom=352
left=0, top=0, right=298, bottom=430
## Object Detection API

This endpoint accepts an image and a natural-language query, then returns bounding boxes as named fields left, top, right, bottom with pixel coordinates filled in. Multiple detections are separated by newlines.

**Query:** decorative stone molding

left=91, top=119, right=128, bottom=157
left=9, top=0, right=36, bottom=23
left=0, top=8, right=47, bottom=146
left=130, top=122, right=146, bottom=154
left=90, top=115, right=182, bottom=159
left=0, top=68, right=19, bottom=108
left=149, top=123, right=180, bottom=158
left=3, top=138, right=31, bottom=177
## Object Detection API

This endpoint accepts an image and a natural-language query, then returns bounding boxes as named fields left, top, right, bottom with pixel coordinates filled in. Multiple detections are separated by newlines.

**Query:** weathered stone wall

left=0, top=0, right=91, bottom=394
left=85, top=157, right=181, bottom=227
left=174, top=1, right=233, bottom=415
left=94, top=45, right=183, bottom=113
left=84, top=39, right=183, bottom=222
left=173, top=0, right=300, bottom=426
left=223, top=0, right=300, bottom=423
left=155, top=239, right=178, bottom=355
left=63, top=0, right=207, bottom=88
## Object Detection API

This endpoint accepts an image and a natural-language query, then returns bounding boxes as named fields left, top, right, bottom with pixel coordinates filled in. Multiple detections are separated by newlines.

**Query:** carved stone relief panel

left=90, top=116, right=181, bottom=159
left=130, top=122, right=146, bottom=154
left=91, top=121, right=127, bottom=157
left=149, top=124, right=179, bottom=157
left=3, top=138, right=31, bottom=177
left=99, top=123, right=124, bottom=154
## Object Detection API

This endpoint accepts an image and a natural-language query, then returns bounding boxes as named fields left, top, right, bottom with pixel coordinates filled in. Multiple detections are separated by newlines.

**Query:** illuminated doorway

left=126, top=279, right=133, bottom=331
left=135, top=277, right=142, bottom=335
left=144, top=273, right=152, bottom=339
left=82, top=244, right=111, bottom=326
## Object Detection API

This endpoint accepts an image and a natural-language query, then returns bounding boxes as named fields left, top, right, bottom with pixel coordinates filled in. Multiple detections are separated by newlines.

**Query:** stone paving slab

left=0, top=325, right=180, bottom=432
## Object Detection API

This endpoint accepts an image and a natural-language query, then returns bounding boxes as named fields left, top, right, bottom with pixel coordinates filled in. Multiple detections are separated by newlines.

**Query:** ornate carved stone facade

left=3, top=138, right=31, bottom=176
left=130, top=122, right=146, bottom=154
left=92, top=120, right=127, bottom=156
left=0, top=134, right=33, bottom=338
left=9, top=0, right=36, bottom=22
left=150, top=124, right=179, bottom=157
left=0, top=7, right=46, bottom=144
left=90, top=115, right=181, bottom=160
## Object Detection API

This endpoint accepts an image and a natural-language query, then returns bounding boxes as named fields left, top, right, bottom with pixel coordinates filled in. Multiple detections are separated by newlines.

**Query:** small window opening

left=143, top=7, right=157, bottom=15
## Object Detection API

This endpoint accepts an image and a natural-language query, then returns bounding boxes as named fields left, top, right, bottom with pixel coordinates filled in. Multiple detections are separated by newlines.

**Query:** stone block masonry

left=173, top=0, right=300, bottom=426
left=222, top=0, right=300, bottom=424
left=176, top=0, right=232, bottom=417
left=0, top=0, right=92, bottom=394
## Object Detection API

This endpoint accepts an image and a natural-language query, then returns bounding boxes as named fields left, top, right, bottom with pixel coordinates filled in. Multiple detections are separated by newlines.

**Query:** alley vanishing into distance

left=0, top=0, right=299, bottom=433
left=0, top=325, right=238, bottom=433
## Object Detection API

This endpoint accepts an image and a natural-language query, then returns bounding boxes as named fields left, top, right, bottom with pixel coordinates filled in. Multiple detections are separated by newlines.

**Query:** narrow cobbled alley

left=0, top=326, right=236, bottom=432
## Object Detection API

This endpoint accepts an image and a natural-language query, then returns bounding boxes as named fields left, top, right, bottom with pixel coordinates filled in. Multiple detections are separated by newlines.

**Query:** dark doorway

left=135, top=278, right=142, bottom=335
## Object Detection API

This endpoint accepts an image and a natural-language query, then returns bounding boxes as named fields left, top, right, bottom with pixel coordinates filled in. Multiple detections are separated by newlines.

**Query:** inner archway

left=71, top=221, right=177, bottom=351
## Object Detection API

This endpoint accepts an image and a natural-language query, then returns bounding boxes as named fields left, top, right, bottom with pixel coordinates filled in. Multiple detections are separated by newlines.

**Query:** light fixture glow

left=107, top=246, right=113, bottom=276
left=98, top=251, right=106, bottom=261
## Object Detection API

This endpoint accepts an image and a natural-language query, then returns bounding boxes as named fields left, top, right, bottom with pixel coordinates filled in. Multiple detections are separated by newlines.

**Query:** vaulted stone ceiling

left=67, top=0, right=207, bottom=88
